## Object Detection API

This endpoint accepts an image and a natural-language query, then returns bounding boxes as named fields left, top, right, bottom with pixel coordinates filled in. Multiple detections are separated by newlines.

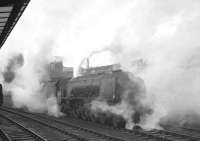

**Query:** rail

left=0, top=107, right=127, bottom=141
left=0, top=128, right=12, bottom=141
left=3, top=106, right=200, bottom=141
left=0, top=113, right=47, bottom=141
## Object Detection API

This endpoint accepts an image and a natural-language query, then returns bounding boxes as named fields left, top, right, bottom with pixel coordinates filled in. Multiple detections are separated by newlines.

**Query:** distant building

left=47, top=59, right=73, bottom=81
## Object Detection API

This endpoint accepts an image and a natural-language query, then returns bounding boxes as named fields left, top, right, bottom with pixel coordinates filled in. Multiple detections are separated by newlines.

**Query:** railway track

left=0, top=107, right=127, bottom=141
left=121, top=127, right=200, bottom=141
left=182, top=127, right=200, bottom=135
left=165, top=127, right=200, bottom=139
left=1, top=107, right=200, bottom=141
left=0, top=113, right=46, bottom=141
left=54, top=115, right=200, bottom=141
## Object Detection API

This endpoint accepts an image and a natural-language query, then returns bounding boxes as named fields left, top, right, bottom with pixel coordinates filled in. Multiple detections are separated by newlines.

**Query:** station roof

left=0, top=0, right=30, bottom=48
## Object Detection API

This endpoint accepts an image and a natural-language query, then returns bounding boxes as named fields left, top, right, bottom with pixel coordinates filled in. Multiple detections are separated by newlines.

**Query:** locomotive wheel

left=78, top=109, right=84, bottom=119
left=81, top=110, right=87, bottom=120
left=87, top=112, right=94, bottom=122
left=77, top=109, right=82, bottom=117
left=84, top=110, right=91, bottom=121
left=60, top=103, right=65, bottom=113
left=118, top=118, right=126, bottom=128
left=86, top=115, right=91, bottom=121
left=99, top=114, right=106, bottom=125
left=95, top=116, right=101, bottom=123
left=72, top=110, right=77, bottom=118
left=105, top=116, right=113, bottom=126
left=76, top=109, right=81, bottom=118
left=90, top=114, right=96, bottom=122
left=81, top=111, right=84, bottom=120
left=85, top=112, right=91, bottom=121
left=112, top=116, right=123, bottom=128
left=75, top=111, right=79, bottom=118
left=75, top=110, right=80, bottom=118
left=82, top=110, right=87, bottom=120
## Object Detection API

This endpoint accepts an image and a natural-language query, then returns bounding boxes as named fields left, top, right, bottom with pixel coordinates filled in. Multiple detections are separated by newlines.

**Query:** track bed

left=1, top=106, right=200, bottom=141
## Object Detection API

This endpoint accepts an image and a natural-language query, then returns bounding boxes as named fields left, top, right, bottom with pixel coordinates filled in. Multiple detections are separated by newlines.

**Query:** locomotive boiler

left=55, top=64, right=150, bottom=128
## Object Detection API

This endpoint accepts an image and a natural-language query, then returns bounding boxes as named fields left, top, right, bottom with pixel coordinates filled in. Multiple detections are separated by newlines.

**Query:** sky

left=1, top=0, right=133, bottom=69
left=1, top=0, right=200, bottom=69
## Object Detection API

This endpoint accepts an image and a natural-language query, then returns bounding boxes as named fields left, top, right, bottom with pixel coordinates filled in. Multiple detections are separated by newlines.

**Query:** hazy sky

left=1, top=0, right=200, bottom=69
left=1, top=0, right=133, bottom=68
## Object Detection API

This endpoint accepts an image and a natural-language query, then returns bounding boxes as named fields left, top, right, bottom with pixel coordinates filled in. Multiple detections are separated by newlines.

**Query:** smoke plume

left=3, top=53, right=24, bottom=83
left=71, top=0, right=200, bottom=129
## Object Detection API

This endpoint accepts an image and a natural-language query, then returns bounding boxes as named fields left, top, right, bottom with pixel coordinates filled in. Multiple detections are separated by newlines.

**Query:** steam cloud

left=91, top=73, right=152, bottom=129
left=1, top=0, right=200, bottom=129
left=1, top=42, right=62, bottom=117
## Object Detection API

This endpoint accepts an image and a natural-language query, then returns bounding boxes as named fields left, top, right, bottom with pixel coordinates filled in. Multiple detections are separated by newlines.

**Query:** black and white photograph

left=0, top=0, right=200, bottom=140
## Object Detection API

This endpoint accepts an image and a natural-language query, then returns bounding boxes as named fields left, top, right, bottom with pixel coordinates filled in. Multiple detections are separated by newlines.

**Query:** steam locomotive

left=55, top=64, right=151, bottom=128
